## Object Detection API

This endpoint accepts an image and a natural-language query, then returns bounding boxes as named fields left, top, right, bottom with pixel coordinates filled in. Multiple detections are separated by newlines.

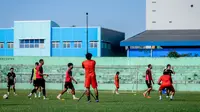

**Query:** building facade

left=0, top=20, right=125, bottom=57
left=121, top=0, right=200, bottom=57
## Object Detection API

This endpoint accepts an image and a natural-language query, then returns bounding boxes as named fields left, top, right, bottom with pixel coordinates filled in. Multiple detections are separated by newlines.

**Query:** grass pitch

left=0, top=90, right=200, bottom=112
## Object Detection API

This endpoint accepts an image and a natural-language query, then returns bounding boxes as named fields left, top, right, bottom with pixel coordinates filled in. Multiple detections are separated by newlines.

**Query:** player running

left=57, top=63, right=79, bottom=100
left=114, top=72, right=120, bottom=94
left=30, top=62, right=41, bottom=98
left=158, top=74, right=175, bottom=100
left=82, top=53, right=99, bottom=102
left=143, top=64, right=154, bottom=98
left=7, top=68, right=17, bottom=95
left=28, top=59, right=48, bottom=99
left=163, top=64, right=175, bottom=98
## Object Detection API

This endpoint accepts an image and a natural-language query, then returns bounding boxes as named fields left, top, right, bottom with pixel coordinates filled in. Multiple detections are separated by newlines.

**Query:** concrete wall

left=14, top=21, right=52, bottom=56
left=0, top=28, right=14, bottom=56
left=146, top=0, right=200, bottom=30
left=51, top=27, right=100, bottom=57
left=128, top=48, right=200, bottom=57
left=1, top=57, right=200, bottom=91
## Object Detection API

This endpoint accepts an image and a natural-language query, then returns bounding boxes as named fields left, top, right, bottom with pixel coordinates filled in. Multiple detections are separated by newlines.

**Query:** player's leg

left=143, top=81, right=151, bottom=97
left=7, top=83, right=11, bottom=95
left=13, top=85, right=17, bottom=95
left=169, top=86, right=175, bottom=100
left=166, top=88, right=170, bottom=98
left=147, top=85, right=152, bottom=98
left=41, top=79, right=47, bottom=99
left=159, top=86, right=164, bottom=100
left=70, top=84, right=79, bottom=100
left=85, top=77, right=91, bottom=102
left=28, top=79, right=39, bottom=98
left=57, top=83, right=68, bottom=100
left=115, top=87, right=119, bottom=94
left=91, top=76, right=99, bottom=102
left=38, top=87, right=41, bottom=98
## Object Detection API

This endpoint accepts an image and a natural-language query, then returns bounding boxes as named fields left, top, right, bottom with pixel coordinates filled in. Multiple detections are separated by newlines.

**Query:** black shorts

left=64, top=82, right=74, bottom=89
left=7, top=81, right=14, bottom=87
left=33, top=80, right=37, bottom=86
left=146, top=80, right=152, bottom=88
left=36, top=79, right=45, bottom=88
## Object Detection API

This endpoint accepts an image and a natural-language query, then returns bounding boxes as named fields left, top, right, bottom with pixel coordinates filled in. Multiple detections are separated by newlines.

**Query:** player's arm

left=157, top=77, right=161, bottom=85
left=70, top=76, right=78, bottom=84
left=171, top=67, right=175, bottom=74
left=39, top=67, right=48, bottom=77
left=82, top=62, right=84, bottom=68
left=14, top=73, right=16, bottom=83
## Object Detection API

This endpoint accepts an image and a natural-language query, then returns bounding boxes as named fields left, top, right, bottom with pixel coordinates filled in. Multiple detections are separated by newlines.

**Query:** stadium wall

left=1, top=57, right=200, bottom=91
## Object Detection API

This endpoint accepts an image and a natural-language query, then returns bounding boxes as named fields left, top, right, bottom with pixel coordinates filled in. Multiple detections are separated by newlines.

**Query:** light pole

left=86, top=12, right=89, bottom=53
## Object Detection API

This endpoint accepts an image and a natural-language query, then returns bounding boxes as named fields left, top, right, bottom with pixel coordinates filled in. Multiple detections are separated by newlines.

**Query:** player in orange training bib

left=158, top=74, right=175, bottom=100
left=82, top=53, right=99, bottom=102
left=114, top=72, right=120, bottom=94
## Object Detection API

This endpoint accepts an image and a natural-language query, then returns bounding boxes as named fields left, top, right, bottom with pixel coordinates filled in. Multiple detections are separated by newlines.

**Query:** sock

left=58, top=94, right=61, bottom=97
left=72, top=95, right=76, bottom=98
left=13, top=87, right=16, bottom=93
left=87, top=95, right=91, bottom=101
left=8, top=87, right=10, bottom=92
left=31, top=89, right=37, bottom=94
left=96, top=95, right=99, bottom=100
left=170, top=95, right=173, bottom=99
left=34, top=93, right=37, bottom=97
left=159, top=96, right=162, bottom=100
left=42, top=89, right=46, bottom=97
left=38, top=92, right=41, bottom=97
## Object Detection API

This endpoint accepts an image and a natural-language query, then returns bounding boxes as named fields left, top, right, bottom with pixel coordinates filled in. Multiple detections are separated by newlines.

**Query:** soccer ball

left=3, top=94, right=8, bottom=99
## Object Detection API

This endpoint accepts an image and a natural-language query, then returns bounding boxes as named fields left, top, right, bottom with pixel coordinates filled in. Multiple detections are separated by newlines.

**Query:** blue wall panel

left=51, top=27, right=99, bottom=57
left=0, top=29, right=14, bottom=56
left=128, top=48, right=200, bottom=57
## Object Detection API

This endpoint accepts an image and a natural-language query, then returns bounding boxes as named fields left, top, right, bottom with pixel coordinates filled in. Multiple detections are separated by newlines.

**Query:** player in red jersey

left=143, top=64, right=154, bottom=98
left=82, top=53, right=99, bottom=102
left=114, top=72, right=120, bottom=94
left=57, top=63, right=79, bottom=100
left=158, top=74, right=175, bottom=100
left=7, top=68, right=17, bottom=95
left=28, top=59, right=48, bottom=99
left=163, top=64, right=175, bottom=98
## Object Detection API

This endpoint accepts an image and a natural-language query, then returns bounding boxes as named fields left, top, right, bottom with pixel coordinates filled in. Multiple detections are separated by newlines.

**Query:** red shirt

left=82, top=60, right=96, bottom=78
left=65, top=69, right=72, bottom=82
left=36, top=65, right=43, bottom=79
left=114, top=75, right=119, bottom=84
left=158, top=75, right=172, bottom=86
left=145, top=68, right=152, bottom=81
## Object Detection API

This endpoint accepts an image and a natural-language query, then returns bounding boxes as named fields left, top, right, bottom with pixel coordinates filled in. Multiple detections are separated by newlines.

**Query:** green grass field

left=0, top=90, right=200, bottom=112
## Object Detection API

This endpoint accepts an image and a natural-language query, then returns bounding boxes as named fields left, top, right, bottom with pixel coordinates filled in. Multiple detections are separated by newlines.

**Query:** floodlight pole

left=86, top=12, right=89, bottom=53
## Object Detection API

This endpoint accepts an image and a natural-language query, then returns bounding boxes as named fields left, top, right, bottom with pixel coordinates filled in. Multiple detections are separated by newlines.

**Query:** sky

left=0, top=0, right=146, bottom=38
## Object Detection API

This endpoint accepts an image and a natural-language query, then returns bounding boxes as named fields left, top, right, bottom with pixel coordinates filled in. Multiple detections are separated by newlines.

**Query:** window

left=90, top=41, right=98, bottom=48
left=19, top=39, right=44, bottom=48
left=152, top=21, right=156, bottom=23
left=7, top=42, right=13, bottom=48
left=108, top=43, right=111, bottom=49
left=74, top=41, right=82, bottom=48
left=52, top=41, right=59, bottom=48
left=63, top=41, right=71, bottom=48
left=0, top=42, right=4, bottom=48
